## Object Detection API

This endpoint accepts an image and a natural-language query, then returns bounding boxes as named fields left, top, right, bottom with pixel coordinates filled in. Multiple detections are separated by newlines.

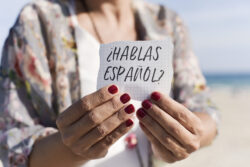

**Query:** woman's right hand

left=56, top=85, right=135, bottom=162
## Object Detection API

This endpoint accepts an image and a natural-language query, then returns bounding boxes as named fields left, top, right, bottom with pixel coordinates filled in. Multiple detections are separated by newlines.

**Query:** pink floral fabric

left=0, top=0, right=219, bottom=166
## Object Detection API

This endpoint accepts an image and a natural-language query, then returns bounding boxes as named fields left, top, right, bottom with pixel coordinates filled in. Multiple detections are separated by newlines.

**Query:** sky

left=1, top=0, right=250, bottom=74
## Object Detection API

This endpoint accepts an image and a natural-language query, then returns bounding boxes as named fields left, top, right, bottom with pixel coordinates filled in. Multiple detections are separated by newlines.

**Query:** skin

left=29, top=1, right=137, bottom=166
left=29, top=0, right=217, bottom=166
left=29, top=85, right=135, bottom=167
left=138, top=92, right=217, bottom=163
left=75, top=0, right=137, bottom=43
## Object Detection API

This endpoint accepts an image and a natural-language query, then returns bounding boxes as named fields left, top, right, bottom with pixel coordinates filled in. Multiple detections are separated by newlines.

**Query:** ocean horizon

left=204, top=73, right=250, bottom=88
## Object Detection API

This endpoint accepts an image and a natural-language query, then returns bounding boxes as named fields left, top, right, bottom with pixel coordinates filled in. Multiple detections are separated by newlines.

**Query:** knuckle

left=73, top=140, right=89, bottom=154
left=164, top=96, right=172, bottom=106
left=56, top=116, right=63, bottom=129
left=169, top=126, right=181, bottom=136
left=174, top=112, right=183, bottom=121
left=197, top=126, right=203, bottom=133
left=164, top=136, right=172, bottom=145
left=189, top=126, right=197, bottom=134
left=80, top=98, right=92, bottom=111
left=175, top=152, right=189, bottom=160
left=72, top=146, right=84, bottom=156
left=105, top=135, right=115, bottom=146
left=110, top=97, right=120, bottom=110
left=87, top=112, right=101, bottom=125
left=75, top=117, right=86, bottom=131
left=97, top=88, right=107, bottom=101
left=96, top=126, right=107, bottom=137
left=161, top=133, right=170, bottom=144
left=116, top=125, right=127, bottom=135
left=195, top=125, right=204, bottom=135
left=117, top=110, right=126, bottom=122
left=62, top=135, right=73, bottom=147
left=174, top=128, right=181, bottom=136
left=187, top=142, right=200, bottom=152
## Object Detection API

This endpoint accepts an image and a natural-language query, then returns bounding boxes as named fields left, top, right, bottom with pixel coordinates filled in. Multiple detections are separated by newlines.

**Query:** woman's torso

left=69, top=1, right=151, bottom=166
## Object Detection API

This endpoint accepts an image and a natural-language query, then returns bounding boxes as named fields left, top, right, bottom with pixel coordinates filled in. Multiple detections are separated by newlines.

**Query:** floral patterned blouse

left=0, top=0, right=219, bottom=166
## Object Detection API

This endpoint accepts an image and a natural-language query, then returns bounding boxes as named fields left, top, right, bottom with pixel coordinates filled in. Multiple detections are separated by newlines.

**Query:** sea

left=204, top=73, right=250, bottom=89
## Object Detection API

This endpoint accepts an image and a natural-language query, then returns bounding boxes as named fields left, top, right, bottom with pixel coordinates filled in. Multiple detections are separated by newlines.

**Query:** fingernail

left=120, top=93, right=131, bottom=104
left=151, top=92, right=161, bottom=101
left=125, top=104, right=135, bottom=114
left=126, top=119, right=134, bottom=127
left=108, top=85, right=118, bottom=94
left=142, top=100, right=152, bottom=109
left=137, top=108, right=146, bottom=118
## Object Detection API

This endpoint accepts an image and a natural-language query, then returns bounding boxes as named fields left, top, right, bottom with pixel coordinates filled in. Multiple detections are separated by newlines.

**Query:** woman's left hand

left=136, top=91, right=205, bottom=163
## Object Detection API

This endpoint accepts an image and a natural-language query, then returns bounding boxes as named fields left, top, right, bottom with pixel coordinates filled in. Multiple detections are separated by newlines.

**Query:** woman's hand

left=136, top=91, right=208, bottom=163
left=56, top=85, right=135, bottom=162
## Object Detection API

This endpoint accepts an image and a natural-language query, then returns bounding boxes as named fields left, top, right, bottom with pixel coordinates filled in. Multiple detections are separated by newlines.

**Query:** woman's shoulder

left=16, top=0, right=68, bottom=24
left=20, top=0, right=67, bottom=11
left=133, top=0, right=185, bottom=39
left=133, top=0, right=179, bottom=21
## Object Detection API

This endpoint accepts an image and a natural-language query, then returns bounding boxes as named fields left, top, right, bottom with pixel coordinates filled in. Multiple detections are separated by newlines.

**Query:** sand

left=167, top=87, right=250, bottom=167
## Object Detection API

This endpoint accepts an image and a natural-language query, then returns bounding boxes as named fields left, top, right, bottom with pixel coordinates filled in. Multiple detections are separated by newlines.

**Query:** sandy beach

left=167, top=87, right=250, bottom=167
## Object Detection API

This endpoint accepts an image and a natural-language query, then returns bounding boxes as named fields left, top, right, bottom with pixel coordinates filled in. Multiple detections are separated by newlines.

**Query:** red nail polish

left=125, top=104, right=135, bottom=114
left=120, top=93, right=130, bottom=104
left=108, top=85, right=118, bottom=94
left=126, top=119, right=134, bottom=127
left=137, top=108, right=146, bottom=118
left=142, top=100, right=152, bottom=109
left=151, top=92, right=161, bottom=101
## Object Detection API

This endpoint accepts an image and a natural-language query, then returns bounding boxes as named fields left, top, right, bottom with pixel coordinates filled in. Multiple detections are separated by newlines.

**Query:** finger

left=139, top=123, right=177, bottom=163
left=64, top=93, right=132, bottom=143
left=137, top=108, right=189, bottom=159
left=141, top=101, right=196, bottom=150
left=150, top=92, right=202, bottom=134
left=88, top=119, right=134, bottom=159
left=57, top=85, right=119, bottom=128
left=73, top=104, right=135, bottom=150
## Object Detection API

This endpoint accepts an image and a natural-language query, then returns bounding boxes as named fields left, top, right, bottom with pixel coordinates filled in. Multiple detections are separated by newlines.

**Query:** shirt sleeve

left=0, top=4, right=57, bottom=167
left=171, top=14, right=220, bottom=126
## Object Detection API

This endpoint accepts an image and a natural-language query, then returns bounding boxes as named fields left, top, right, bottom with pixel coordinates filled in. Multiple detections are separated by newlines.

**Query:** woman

left=0, top=0, right=219, bottom=166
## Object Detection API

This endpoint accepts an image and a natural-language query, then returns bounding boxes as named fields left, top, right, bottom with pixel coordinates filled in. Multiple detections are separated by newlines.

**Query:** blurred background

left=1, top=0, right=250, bottom=167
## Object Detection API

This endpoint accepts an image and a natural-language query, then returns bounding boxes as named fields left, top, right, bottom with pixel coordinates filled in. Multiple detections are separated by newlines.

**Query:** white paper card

left=97, top=39, right=173, bottom=101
